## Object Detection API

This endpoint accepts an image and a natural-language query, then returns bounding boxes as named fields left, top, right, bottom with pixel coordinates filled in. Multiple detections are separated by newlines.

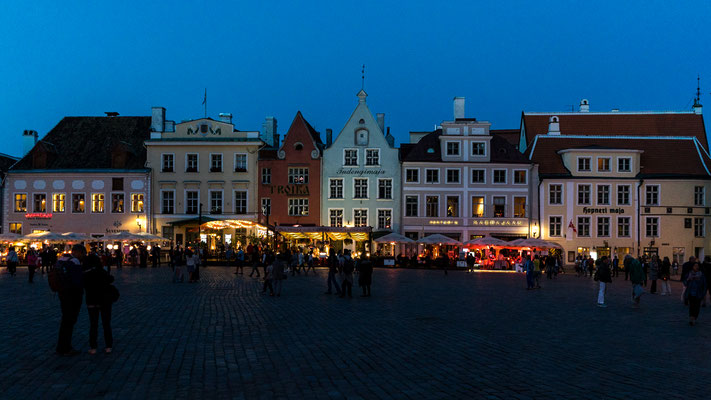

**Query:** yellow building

left=523, top=101, right=711, bottom=264
left=145, top=108, right=265, bottom=250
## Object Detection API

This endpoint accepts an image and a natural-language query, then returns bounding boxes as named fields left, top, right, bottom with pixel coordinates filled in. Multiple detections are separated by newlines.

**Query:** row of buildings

left=2, top=91, right=709, bottom=264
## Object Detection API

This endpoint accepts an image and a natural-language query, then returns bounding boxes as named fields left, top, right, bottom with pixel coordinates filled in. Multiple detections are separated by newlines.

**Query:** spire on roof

left=357, top=89, right=367, bottom=104
left=694, top=75, right=703, bottom=115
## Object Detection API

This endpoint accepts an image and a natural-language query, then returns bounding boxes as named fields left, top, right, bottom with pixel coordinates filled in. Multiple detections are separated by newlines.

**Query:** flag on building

left=568, top=219, right=577, bottom=233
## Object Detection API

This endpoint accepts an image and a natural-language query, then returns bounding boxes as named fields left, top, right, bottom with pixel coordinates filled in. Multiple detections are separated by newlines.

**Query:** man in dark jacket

left=84, top=248, right=115, bottom=354
left=596, top=256, right=612, bottom=307
left=629, top=255, right=645, bottom=308
left=55, top=244, right=86, bottom=356
left=324, top=249, right=341, bottom=295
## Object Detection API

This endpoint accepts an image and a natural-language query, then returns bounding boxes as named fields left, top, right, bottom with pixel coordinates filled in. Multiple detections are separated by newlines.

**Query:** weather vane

left=361, top=64, right=365, bottom=90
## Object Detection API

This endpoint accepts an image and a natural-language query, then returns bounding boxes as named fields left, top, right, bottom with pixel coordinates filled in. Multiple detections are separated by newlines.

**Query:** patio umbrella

left=135, top=232, right=168, bottom=241
left=519, top=238, right=562, bottom=249
left=0, top=233, right=22, bottom=242
left=61, top=232, right=93, bottom=242
left=464, top=236, right=509, bottom=247
left=506, top=238, right=528, bottom=247
left=100, top=231, right=146, bottom=242
left=374, top=232, right=415, bottom=244
left=22, top=231, right=70, bottom=242
left=417, top=234, right=462, bottom=246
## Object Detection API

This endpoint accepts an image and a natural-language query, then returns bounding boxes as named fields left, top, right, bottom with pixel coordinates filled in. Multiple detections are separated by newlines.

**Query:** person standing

left=151, top=245, right=161, bottom=268
left=272, top=253, right=286, bottom=297
left=84, top=248, right=114, bottom=354
left=358, top=256, right=373, bottom=297
left=236, top=247, right=245, bottom=275
left=628, top=255, right=645, bottom=308
left=248, top=249, right=260, bottom=278
left=325, top=249, right=342, bottom=295
left=649, top=255, right=659, bottom=294
left=659, top=256, right=672, bottom=296
left=466, top=252, right=475, bottom=273
left=533, top=255, right=542, bottom=288
left=524, top=256, right=535, bottom=290
left=612, top=256, right=620, bottom=278
left=55, top=244, right=86, bottom=356
left=304, top=251, right=315, bottom=275
left=6, top=246, right=18, bottom=276
left=185, top=249, right=197, bottom=283
left=684, top=262, right=707, bottom=326
left=26, top=248, right=38, bottom=283
left=340, top=250, right=354, bottom=298
left=595, top=256, right=612, bottom=307
left=702, top=257, right=711, bottom=306
left=681, top=256, right=696, bottom=304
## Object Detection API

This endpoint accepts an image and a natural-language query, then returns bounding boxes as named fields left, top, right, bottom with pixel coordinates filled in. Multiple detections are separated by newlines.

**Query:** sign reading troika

left=582, top=207, right=626, bottom=214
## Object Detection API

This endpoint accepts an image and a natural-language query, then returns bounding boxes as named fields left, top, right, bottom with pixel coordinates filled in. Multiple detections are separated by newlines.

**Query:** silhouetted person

left=358, top=256, right=373, bottom=297
left=84, top=248, right=114, bottom=354
left=55, top=244, right=86, bottom=356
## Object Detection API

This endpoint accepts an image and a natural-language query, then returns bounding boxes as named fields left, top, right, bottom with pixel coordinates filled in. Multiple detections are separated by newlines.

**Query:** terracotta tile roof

left=11, top=116, right=151, bottom=170
left=521, top=112, right=708, bottom=150
left=529, top=136, right=711, bottom=178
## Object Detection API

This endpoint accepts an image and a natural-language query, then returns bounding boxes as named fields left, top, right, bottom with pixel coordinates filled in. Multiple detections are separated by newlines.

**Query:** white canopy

left=464, top=236, right=509, bottom=247
left=22, top=231, right=70, bottom=242
left=417, top=234, right=462, bottom=246
left=135, top=232, right=168, bottom=241
left=0, top=233, right=22, bottom=242
left=61, top=232, right=93, bottom=242
left=518, top=238, right=562, bottom=249
left=100, top=231, right=147, bottom=242
left=374, top=232, right=416, bottom=244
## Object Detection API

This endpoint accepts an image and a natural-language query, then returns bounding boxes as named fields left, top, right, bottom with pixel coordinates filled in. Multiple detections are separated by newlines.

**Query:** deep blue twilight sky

left=1, top=1, right=709, bottom=157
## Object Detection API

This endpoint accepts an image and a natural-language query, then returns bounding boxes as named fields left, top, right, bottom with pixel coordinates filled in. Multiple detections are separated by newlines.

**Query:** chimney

left=326, top=129, right=333, bottom=147
left=453, top=97, right=465, bottom=119
left=547, top=116, right=561, bottom=135
left=579, top=99, right=590, bottom=113
left=376, top=113, right=385, bottom=133
left=22, top=130, right=38, bottom=155
left=151, top=107, right=166, bottom=132
left=219, top=113, right=232, bottom=124
left=611, top=108, right=620, bottom=113
left=261, top=116, right=277, bottom=147
left=693, top=102, right=703, bottom=115
left=385, top=127, right=394, bottom=147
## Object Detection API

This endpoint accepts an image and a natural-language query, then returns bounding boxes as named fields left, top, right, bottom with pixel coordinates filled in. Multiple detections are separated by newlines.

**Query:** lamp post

left=198, top=203, right=203, bottom=248
left=262, top=203, right=272, bottom=250
left=136, top=218, right=142, bottom=232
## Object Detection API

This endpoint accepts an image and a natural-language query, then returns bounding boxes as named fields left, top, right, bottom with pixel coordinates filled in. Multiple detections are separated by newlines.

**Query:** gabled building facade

left=320, top=90, right=400, bottom=243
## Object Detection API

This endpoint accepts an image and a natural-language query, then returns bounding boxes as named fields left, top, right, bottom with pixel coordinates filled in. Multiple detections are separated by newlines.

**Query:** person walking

left=26, top=248, right=38, bottom=283
left=595, top=256, right=612, bottom=307
left=533, top=255, right=542, bottom=288
left=248, top=249, right=261, bottom=278
left=272, top=253, right=286, bottom=297
left=466, top=252, right=475, bottom=273
left=524, top=256, right=535, bottom=290
left=340, top=250, right=354, bottom=298
left=684, top=262, right=707, bottom=326
left=649, top=255, right=659, bottom=294
left=628, top=255, right=645, bottom=308
left=84, top=248, right=115, bottom=354
left=659, top=256, right=672, bottom=296
left=324, top=249, right=342, bottom=295
left=681, top=256, right=696, bottom=304
left=358, top=256, right=373, bottom=297
left=185, top=249, right=197, bottom=282
left=6, top=246, right=18, bottom=276
left=55, top=244, right=86, bottom=356
left=304, top=252, right=315, bottom=275
left=612, top=256, right=620, bottom=278
left=546, top=255, right=555, bottom=280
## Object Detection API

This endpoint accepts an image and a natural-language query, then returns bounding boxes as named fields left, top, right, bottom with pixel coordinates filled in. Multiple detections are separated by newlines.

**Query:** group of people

left=325, top=249, right=373, bottom=297
left=168, top=245, right=202, bottom=283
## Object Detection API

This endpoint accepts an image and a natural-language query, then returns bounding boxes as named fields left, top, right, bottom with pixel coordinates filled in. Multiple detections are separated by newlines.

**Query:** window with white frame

left=329, top=209, right=343, bottom=227
left=261, top=168, right=271, bottom=184
left=354, top=178, right=368, bottom=199
left=131, top=193, right=144, bottom=213
left=329, top=179, right=344, bottom=199
left=694, top=217, right=705, bottom=237
left=645, top=185, right=659, bottom=206
left=14, top=193, right=27, bottom=212
left=186, top=191, right=199, bottom=214
left=618, top=157, right=632, bottom=172
left=209, top=191, right=223, bottom=214
left=354, top=209, right=368, bottom=227
left=72, top=193, right=85, bottom=213
left=161, top=191, right=174, bottom=214
left=597, top=185, right=610, bottom=205
left=234, top=191, right=247, bottom=214
left=549, top=216, right=562, bottom=237
left=210, top=154, right=223, bottom=172
left=162, top=154, right=174, bottom=172
left=597, top=158, right=611, bottom=172
left=577, top=216, right=590, bottom=237
left=405, top=196, right=418, bottom=217
left=493, top=196, right=506, bottom=217
left=344, top=149, right=358, bottom=166
left=618, top=185, right=630, bottom=205
left=34, top=193, right=46, bottom=212
left=365, top=149, right=380, bottom=166
left=694, top=186, right=705, bottom=206
left=471, top=169, right=485, bottom=184
left=111, top=193, right=124, bottom=213
left=514, top=170, right=527, bottom=184
left=425, top=169, right=439, bottom=184
left=597, top=216, right=610, bottom=237
left=493, top=170, right=507, bottom=184
left=288, top=167, right=309, bottom=184
left=446, top=142, right=460, bottom=156
left=426, top=196, right=439, bottom=217
left=378, top=179, right=392, bottom=199
left=91, top=193, right=104, bottom=213
left=472, top=142, right=486, bottom=156
left=234, top=154, right=247, bottom=172
left=577, top=157, right=591, bottom=172
left=377, top=209, right=392, bottom=230
left=472, top=196, right=484, bottom=218
left=52, top=193, right=66, bottom=213
left=186, top=154, right=198, bottom=172
left=261, top=198, right=271, bottom=216
left=288, top=198, right=309, bottom=216
left=405, top=169, right=419, bottom=183
left=578, top=184, right=591, bottom=205
left=513, top=197, right=526, bottom=218
left=549, top=184, right=562, bottom=205
left=9, top=223, right=22, bottom=235
left=446, top=196, right=459, bottom=217
left=618, top=217, right=630, bottom=237
left=646, top=216, right=659, bottom=237
left=446, top=169, right=460, bottom=183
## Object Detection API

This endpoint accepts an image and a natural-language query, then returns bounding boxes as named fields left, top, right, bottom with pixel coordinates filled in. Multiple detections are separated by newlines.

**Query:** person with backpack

left=6, top=246, right=18, bottom=276
left=84, top=248, right=115, bottom=354
left=54, top=244, right=86, bottom=356
left=340, top=250, right=355, bottom=298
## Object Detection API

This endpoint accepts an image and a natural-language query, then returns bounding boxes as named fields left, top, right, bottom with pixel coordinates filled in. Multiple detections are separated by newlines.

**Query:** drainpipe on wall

left=636, top=178, right=644, bottom=257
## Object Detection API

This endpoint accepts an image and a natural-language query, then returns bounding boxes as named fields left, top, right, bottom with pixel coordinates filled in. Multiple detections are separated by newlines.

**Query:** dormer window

left=597, top=157, right=611, bottom=172
left=294, top=143, right=304, bottom=151
left=472, top=142, right=486, bottom=156
left=618, top=157, right=631, bottom=172
left=577, top=157, right=591, bottom=172
left=446, top=142, right=460, bottom=156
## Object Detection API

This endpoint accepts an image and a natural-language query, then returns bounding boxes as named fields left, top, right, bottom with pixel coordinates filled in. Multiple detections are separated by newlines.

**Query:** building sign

left=25, top=213, right=53, bottom=219
left=582, top=207, right=626, bottom=214
left=336, top=169, right=386, bottom=175
left=428, top=220, right=459, bottom=225
left=106, top=228, right=129, bottom=233
left=268, top=185, right=310, bottom=195
left=471, top=219, right=525, bottom=226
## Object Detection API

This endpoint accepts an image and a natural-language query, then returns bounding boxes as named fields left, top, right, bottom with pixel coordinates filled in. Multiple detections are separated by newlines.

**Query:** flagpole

left=203, top=88, right=207, bottom=118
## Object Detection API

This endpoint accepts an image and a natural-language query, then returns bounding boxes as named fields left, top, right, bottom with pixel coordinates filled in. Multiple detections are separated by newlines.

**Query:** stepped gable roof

left=11, top=116, right=151, bottom=170
left=490, top=129, right=519, bottom=146
left=529, top=136, right=711, bottom=178
left=521, top=112, right=708, bottom=151
left=400, top=130, right=442, bottom=162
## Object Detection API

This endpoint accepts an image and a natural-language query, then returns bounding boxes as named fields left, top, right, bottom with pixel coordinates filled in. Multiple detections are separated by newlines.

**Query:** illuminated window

left=446, top=196, right=459, bottom=217
left=471, top=196, right=484, bottom=218
left=14, top=194, right=26, bottom=212
left=9, top=223, right=22, bottom=235
left=597, top=158, right=611, bottom=172
left=72, top=193, right=85, bottom=213
left=288, top=168, right=309, bottom=184
left=52, top=193, right=66, bottom=213
left=330, top=209, right=343, bottom=227
left=377, top=209, right=392, bottom=230
left=111, top=193, right=124, bottom=213
left=513, top=197, right=526, bottom=218
left=131, top=193, right=144, bottom=213
left=354, top=209, right=368, bottom=227
left=34, top=194, right=46, bottom=212
left=493, top=196, right=506, bottom=217
left=92, top=193, right=105, bottom=213
left=514, top=170, right=527, bottom=184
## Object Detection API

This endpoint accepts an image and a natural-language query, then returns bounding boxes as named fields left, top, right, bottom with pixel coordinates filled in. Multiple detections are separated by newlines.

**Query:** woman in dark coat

left=358, top=256, right=373, bottom=297
left=84, top=251, right=115, bottom=354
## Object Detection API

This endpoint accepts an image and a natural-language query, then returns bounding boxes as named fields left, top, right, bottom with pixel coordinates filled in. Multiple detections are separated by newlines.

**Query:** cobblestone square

left=1, top=267, right=709, bottom=399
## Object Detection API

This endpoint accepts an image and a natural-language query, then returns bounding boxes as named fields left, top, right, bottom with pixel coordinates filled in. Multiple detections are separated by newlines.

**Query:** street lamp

left=136, top=217, right=142, bottom=232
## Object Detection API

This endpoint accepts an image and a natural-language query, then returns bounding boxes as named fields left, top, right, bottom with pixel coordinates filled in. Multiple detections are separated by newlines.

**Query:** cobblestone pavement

left=1, top=266, right=709, bottom=399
